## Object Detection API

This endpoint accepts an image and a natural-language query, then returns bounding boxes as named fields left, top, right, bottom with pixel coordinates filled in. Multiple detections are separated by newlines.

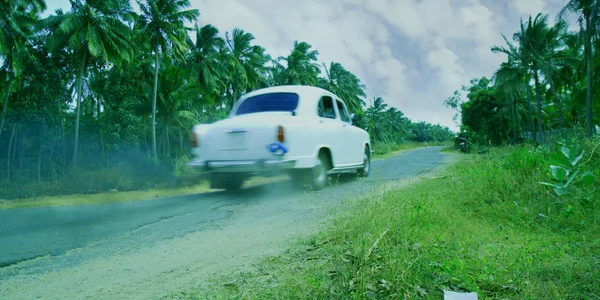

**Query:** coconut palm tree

left=318, top=62, right=366, bottom=113
left=492, top=14, right=553, bottom=142
left=43, top=0, right=134, bottom=164
left=224, top=28, right=271, bottom=109
left=136, top=0, right=199, bottom=160
left=0, top=0, right=46, bottom=141
left=559, top=0, right=600, bottom=137
left=141, top=60, right=204, bottom=157
left=276, top=40, right=321, bottom=86
left=517, top=14, right=551, bottom=142
left=186, top=23, right=228, bottom=98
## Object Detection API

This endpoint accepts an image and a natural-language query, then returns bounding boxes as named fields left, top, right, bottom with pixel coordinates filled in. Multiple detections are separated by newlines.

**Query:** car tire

left=210, top=173, right=245, bottom=191
left=290, top=152, right=329, bottom=191
left=310, top=152, right=329, bottom=190
left=357, top=146, right=371, bottom=177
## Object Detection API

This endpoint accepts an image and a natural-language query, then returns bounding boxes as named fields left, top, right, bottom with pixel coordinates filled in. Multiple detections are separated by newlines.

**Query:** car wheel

left=357, top=147, right=371, bottom=177
left=210, top=173, right=245, bottom=191
left=310, top=152, right=328, bottom=190
left=290, top=152, right=329, bottom=191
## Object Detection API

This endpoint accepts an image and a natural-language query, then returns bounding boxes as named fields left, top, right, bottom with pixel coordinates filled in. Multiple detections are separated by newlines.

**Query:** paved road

left=0, top=147, right=446, bottom=273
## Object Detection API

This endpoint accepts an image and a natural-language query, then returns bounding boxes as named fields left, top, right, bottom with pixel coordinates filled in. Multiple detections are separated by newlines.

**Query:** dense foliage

left=445, top=6, right=599, bottom=146
left=0, top=0, right=453, bottom=198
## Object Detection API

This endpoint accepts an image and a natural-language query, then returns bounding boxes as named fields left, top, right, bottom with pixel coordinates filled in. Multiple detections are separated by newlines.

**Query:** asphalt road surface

left=0, top=146, right=449, bottom=299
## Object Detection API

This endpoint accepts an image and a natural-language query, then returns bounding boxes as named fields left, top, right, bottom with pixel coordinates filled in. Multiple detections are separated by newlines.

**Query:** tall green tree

left=461, top=77, right=511, bottom=145
left=516, top=14, right=552, bottom=142
left=136, top=0, right=199, bottom=160
left=559, top=0, right=599, bottom=137
left=43, top=0, right=134, bottom=164
left=224, top=28, right=271, bottom=109
left=318, top=62, right=366, bottom=113
left=0, top=0, right=46, bottom=141
left=275, top=40, right=321, bottom=86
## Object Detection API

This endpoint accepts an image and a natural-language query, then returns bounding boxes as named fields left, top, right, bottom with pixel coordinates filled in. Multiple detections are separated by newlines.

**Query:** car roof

left=231, top=85, right=341, bottom=116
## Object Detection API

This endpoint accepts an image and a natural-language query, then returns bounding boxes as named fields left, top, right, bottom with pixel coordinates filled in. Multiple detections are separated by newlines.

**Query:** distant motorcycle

left=457, top=137, right=470, bottom=154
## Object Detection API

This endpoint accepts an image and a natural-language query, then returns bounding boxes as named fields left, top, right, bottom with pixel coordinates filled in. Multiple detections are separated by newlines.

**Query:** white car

left=188, top=85, right=372, bottom=191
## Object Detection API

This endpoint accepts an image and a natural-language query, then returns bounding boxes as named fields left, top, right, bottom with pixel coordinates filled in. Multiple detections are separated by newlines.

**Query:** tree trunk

left=178, top=127, right=183, bottom=152
left=547, top=60, right=564, bottom=131
left=6, top=124, right=16, bottom=181
left=57, top=98, right=65, bottom=170
left=144, top=117, right=149, bottom=154
left=166, top=124, right=171, bottom=158
left=18, top=125, right=23, bottom=170
left=511, top=94, right=517, bottom=140
left=72, top=51, right=88, bottom=166
left=37, top=136, right=42, bottom=182
left=525, top=73, right=536, bottom=141
left=97, top=98, right=105, bottom=165
left=157, top=129, right=164, bottom=158
left=533, top=70, right=544, bottom=143
left=584, top=14, right=594, bottom=137
left=0, top=78, right=10, bottom=141
left=97, top=95, right=101, bottom=120
left=151, top=51, right=159, bottom=160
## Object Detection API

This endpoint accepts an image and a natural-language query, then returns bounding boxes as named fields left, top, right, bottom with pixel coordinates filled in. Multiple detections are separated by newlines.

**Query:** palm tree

left=224, top=28, right=271, bottom=109
left=559, top=0, right=599, bottom=137
left=186, top=23, right=228, bottom=99
left=492, top=16, right=548, bottom=142
left=266, top=59, right=287, bottom=86
left=0, top=0, right=46, bottom=141
left=43, top=0, right=134, bottom=165
left=363, top=97, right=390, bottom=142
left=318, top=62, right=366, bottom=113
left=517, top=14, right=553, bottom=142
left=141, top=60, right=204, bottom=157
left=276, top=40, right=321, bottom=86
left=136, top=0, right=199, bottom=160
left=534, top=18, right=580, bottom=133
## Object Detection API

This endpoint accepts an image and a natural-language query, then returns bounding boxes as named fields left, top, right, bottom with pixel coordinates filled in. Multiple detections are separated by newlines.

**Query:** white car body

left=188, top=85, right=372, bottom=190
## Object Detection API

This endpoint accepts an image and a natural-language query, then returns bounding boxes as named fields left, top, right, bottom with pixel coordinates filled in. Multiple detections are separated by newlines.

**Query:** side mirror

left=351, top=113, right=360, bottom=124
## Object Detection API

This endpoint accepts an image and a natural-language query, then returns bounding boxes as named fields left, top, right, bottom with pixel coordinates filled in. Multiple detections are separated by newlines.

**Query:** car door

left=317, top=95, right=345, bottom=168
left=335, top=98, right=363, bottom=165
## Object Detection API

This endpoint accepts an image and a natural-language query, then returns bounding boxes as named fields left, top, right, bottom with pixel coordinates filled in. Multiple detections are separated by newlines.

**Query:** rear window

left=235, top=92, right=299, bottom=115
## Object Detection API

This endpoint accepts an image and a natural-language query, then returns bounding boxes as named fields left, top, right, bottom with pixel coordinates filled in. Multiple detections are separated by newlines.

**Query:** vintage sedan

left=188, top=85, right=372, bottom=191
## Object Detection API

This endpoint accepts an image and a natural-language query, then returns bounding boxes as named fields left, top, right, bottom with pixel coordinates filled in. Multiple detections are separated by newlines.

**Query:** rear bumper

left=188, top=159, right=297, bottom=173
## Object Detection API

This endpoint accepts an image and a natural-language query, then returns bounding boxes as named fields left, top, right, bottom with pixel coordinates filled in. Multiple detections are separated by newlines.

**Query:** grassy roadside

left=183, top=140, right=599, bottom=299
left=0, top=142, right=433, bottom=210
left=372, top=141, right=451, bottom=161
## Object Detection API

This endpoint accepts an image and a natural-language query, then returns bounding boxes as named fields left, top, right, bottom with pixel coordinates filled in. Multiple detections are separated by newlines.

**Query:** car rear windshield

left=235, top=92, right=299, bottom=115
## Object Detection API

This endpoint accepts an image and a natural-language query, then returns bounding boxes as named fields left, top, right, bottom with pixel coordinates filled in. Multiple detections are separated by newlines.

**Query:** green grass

left=182, top=139, right=600, bottom=299
left=372, top=141, right=448, bottom=160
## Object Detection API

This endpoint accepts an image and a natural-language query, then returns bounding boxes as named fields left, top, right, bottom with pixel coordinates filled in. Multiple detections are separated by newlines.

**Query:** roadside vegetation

left=0, top=0, right=453, bottom=201
left=0, top=140, right=430, bottom=209
left=186, top=137, right=598, bottom=299
left=180, top=2, right=600, bottom=298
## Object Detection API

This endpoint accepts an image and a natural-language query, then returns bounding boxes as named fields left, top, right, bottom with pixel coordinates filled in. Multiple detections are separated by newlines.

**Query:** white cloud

left=427, top=46, right=467, bottom=93
left=45, top=0, right=571, bottom=131
left=513, top=0, right=547, bottom=16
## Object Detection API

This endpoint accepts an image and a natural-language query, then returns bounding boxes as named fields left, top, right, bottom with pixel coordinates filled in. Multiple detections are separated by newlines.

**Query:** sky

left=44, top=0, right=577, bottom=131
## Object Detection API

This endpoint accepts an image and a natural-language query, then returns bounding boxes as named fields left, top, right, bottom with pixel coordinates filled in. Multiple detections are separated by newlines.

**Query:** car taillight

left=189, top=131, right=198, bottom=147
left=277, top=125, right=284, bottom=142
